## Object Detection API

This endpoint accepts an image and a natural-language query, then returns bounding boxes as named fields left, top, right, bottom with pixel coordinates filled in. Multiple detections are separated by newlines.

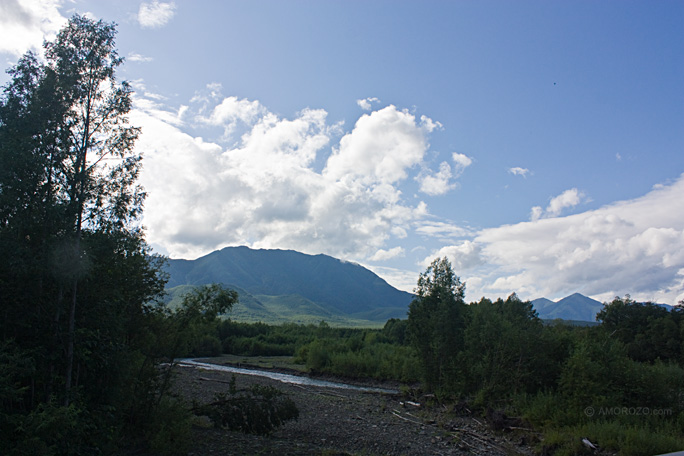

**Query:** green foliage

left=0, top=15, right=202, bottom=455
left=144, top=397, right=191, bottom=456
left=539, top=421, right=684, bottom=456
left=161, top=284, right=238, bottom=358
left=194, top=335, right=223, bottom=357
left=597, top=296, right=683, bottom=363
left=294, top=330, right=420, bottom=382
left=461, top=294, right=544, bottom=399
left=407, top=257, right=466, bottom=392
left=3, top=401, right=93, bottom=456
left=193, top=384, right=299, bottom=435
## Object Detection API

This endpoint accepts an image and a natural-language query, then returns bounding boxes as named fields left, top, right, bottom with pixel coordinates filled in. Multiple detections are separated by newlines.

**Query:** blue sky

left=2, top=0, right=683, bottom=304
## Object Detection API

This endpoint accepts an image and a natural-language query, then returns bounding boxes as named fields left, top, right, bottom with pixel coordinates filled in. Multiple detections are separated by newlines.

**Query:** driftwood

left=315, top=390, right=348, bottom=399
left=390, top=410, right=423, bottom=425
left=198, top=376, right=234, bottom=385
left=451, top=428, right=509, bottom=454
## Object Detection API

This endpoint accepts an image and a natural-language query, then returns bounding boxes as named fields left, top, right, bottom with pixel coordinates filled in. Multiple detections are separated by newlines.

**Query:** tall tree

left=461, top=294, right=544, bottom=399
left=0, top=16, right=176, bottom=453
left=407, top=257, right=466, bottom=392
left=40, top=15, right=142, bottom=402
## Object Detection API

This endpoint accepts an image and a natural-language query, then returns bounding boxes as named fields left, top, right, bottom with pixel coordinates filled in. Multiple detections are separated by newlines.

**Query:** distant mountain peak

left=532, top=293, right=603, bottom=322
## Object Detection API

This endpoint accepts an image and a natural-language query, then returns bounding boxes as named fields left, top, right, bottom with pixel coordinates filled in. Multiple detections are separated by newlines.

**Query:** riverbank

left=174, top=360, right=536, bottom=456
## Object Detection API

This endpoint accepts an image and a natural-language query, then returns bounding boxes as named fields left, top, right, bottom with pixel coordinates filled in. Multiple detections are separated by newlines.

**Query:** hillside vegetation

left=165, top=246, right=413, bottom=324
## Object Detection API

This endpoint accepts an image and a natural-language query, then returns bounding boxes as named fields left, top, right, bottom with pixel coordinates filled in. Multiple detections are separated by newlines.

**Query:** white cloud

left=197, top=96, right=265, bottom=138
left=530, top=206, right=543, bottom=222
left=508, top=167, right=530, bottom=177
left=356, top=97, right=379, bottom=111
left=364, top=265, right=417, bottom=293
left=415, top=221, right=471, bottom=240
left=205, top=96, right=263, bottom=126
left=133, top=95, right=434, bottom=262
left=531, top=187, right=586, bottom=220
left=0, top=0, right=66, bottom=57
left=138, top=1, right=176, bottom=29
left=324, top=105, right=434, bottom=186
left=128, top=52, right=153, bottom=63
left=421, top=241, right=485, bottom=271
left=547, top=188, right=584, bottom=216
left=452, top=153, right=473, bottom=175
left=416, top=151, right=472, bottom=196
left=418, top=161, right=454, bottom=195
left=370, top=247, right=405, bottom=262
left=471, top=174, right=684, bottom=304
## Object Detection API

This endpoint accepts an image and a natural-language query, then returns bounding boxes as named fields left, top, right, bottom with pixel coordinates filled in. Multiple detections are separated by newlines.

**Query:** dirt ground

left=172, top=361, right=538, bottom=456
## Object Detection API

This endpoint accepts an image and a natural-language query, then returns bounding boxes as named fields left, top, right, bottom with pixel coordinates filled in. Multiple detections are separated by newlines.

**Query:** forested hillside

left=165, top=246, right=414, bottom=321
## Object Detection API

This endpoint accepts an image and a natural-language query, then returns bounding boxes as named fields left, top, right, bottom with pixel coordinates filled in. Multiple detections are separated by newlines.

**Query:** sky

left=1, top=0, right=683, bottom=305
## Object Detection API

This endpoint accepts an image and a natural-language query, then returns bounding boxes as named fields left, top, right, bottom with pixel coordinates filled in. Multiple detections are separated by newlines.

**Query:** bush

left=193, top=383, right=298, bottom=435
left=193, top=335, right=223, bottom=357
left=146, top=397, right=191, bottom=456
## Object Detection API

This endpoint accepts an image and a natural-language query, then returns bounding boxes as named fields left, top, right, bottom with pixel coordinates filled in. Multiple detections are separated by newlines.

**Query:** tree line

left=0, top=15, right=250, bottom=455
left=192, top=259, right=684, bottom=455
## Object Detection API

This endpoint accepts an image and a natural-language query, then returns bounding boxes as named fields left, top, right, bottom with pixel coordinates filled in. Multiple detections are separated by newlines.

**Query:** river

left=178, top=359, right=399, bottom=394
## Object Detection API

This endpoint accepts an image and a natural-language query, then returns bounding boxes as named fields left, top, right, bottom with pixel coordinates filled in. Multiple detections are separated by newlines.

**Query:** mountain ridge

left=532, top=293, right=604, bottom=322
left=164, top=246, right=414, bottom=324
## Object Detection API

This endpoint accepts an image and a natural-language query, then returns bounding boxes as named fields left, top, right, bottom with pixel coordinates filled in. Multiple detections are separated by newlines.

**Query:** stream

left=178, top=359, right=399, bottom=394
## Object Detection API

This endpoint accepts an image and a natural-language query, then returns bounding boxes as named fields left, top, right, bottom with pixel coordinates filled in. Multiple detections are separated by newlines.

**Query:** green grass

left=537, top=421, right=684, bottom=456
left=165, top=285, right=387, bottom=327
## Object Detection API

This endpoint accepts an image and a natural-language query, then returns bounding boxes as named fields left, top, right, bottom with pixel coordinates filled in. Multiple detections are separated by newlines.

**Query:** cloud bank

left=0, top=0, right=66, bottom=57
left=427, top=176, right=684, bottom=304
left=132, top=88, right=459, bottom=262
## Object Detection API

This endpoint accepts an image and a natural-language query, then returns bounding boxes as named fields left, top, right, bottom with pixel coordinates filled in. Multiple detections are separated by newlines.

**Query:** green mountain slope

left=164, top=246, right=414, bottom=325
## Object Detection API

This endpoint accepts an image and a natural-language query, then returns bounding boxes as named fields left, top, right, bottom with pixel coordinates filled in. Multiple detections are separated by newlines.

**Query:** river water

left=178, top=359, right=398, bottom=394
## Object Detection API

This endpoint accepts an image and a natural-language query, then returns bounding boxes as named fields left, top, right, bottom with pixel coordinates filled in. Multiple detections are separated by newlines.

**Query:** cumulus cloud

left=0, top=0, right=66, bottom=57
left=418, top=162, right=454, bottom=195
left=416, top=151, right=473, bottom=196
left=470, top=175, right=684, bottom=304
left=132, top=94, right=435, bottom=261
left=370, top=247, right=405, bottom=262
left=324, top=106, right=435, bottom=186
left=198, top=96, right=265, bottom=138
left=508, top=167, right=530, bottom=177
left=138, top=1, right=175, bottom=28
left=530, top=187, right=586, bottom=221
left=452, top=153, right=473, bottom=175
left=357, top=97, right=380, bottom=111
left=422, top=241, right=485, bottom=271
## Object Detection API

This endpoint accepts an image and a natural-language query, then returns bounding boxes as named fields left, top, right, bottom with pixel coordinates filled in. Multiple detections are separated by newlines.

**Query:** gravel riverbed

left=172, top=362, right=537, bottom=456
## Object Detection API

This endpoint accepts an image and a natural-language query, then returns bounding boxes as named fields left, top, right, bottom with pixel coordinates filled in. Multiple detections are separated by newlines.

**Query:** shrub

left=193, top=384, right=298, bottom=435
left=193, top=335, right=223, bottom=357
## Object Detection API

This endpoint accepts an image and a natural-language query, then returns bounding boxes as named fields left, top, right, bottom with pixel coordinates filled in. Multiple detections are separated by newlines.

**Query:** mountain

left=164, top=246, right=414, bottom=325
left=532, top=293, right=604, bottom=322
